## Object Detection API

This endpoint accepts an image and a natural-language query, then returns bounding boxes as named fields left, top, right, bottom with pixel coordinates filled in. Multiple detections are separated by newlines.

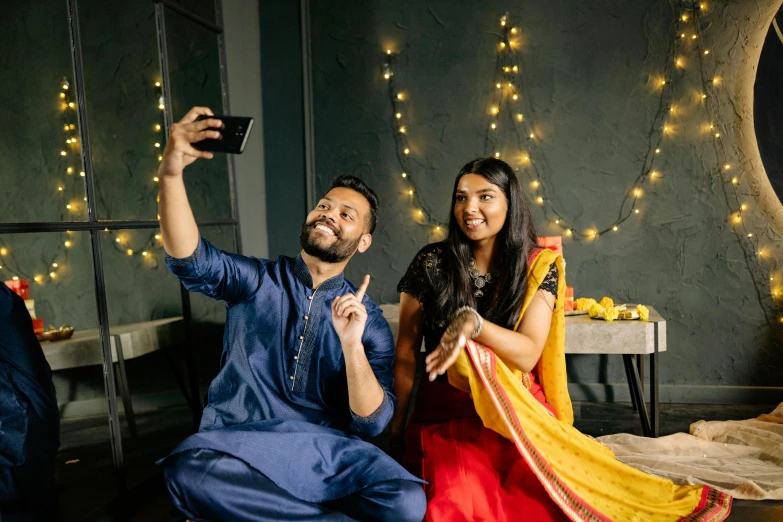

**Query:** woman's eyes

left=455, top=195, right=493, bottom=201
left=455, top=195, right=467, bottom=202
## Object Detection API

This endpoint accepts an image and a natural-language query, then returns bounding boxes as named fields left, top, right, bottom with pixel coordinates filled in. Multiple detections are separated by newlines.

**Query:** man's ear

left=357, top=233, right=372, bottom=254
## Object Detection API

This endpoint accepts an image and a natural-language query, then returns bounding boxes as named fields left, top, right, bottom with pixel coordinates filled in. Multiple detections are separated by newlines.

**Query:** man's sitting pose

left=157, top=107, right=426, bottom=522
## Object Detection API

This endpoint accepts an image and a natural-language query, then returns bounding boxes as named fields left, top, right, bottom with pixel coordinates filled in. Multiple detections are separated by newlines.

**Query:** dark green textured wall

left=259, top=0, right=308, bottom=258
left=308, top=0, right=783, bottom=401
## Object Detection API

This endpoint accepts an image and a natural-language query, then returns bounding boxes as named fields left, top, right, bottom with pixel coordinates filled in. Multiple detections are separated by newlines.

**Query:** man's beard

left=299, top=220, right=362, bottom=263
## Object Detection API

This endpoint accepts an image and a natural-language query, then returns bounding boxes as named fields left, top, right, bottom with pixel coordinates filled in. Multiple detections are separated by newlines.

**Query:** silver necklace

left=468, top=258, right=493, bottom=298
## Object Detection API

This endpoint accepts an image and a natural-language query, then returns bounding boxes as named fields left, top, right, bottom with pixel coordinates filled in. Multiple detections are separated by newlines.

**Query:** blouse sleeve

left=538, top=262, right=558, bottom=299
left=397, top=246, right=438, bottom=304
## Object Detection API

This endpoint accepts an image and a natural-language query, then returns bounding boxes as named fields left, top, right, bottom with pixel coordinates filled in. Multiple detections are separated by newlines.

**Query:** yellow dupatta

left=448, top=248, right=731, bottom=522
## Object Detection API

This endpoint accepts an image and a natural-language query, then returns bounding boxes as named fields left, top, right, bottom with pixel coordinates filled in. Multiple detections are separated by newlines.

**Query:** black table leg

left=623, top=354, right=652, bottom=436
left=623, top=355, right=641, bottom=413
left=113, top=335, right=138, bottom=440
left=651, top=324, right=660, bottom=437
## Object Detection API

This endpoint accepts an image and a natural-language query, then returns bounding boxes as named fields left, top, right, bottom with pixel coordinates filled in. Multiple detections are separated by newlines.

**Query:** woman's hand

left=425, top=310, right=478, bottom=381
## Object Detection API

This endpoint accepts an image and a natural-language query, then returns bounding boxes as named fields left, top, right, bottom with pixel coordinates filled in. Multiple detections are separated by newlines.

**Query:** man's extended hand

left=332, top=275, right=371, bottom=350
left=158, top=106, right=223, bottom=178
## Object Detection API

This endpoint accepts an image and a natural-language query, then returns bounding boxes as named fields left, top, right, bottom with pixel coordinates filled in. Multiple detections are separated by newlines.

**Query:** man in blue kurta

left=157, top=107, right=426, bottom=522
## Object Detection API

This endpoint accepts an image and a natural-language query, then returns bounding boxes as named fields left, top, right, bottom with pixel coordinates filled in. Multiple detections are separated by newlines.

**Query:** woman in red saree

left=390, top=157, right=731, bottom=522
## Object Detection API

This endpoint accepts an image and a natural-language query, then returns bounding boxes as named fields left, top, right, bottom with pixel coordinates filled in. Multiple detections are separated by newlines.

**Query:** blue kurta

left=0, top=282, right=59, bottom=511
left=160, top=238, right=421, bottom=503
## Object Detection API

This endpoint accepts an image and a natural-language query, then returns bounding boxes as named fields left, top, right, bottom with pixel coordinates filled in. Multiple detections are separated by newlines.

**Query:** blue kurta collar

left=293, top=254, right=345, bottom=290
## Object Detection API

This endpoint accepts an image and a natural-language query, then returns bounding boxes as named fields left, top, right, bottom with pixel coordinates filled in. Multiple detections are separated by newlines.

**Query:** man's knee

left=382, top=480, right=427, bottom=522
left=162, top=450, right=210, bottom=510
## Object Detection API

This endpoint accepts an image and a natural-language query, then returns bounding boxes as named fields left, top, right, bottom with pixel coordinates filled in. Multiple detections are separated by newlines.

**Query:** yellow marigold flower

left=588, top=303, right=604, bottom=319
left=599, top=296, right=614, bottom=309
left=575, top=297, right=597, bottom=311
left=636, top=304, right=649, bottom=322
left=602, top=307, right=619, bottom=322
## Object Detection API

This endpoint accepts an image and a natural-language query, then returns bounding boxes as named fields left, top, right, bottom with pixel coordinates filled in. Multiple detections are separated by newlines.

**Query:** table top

left=380, top=304, right=666, bottom=355
left=42, top=317, right=184, bottom=371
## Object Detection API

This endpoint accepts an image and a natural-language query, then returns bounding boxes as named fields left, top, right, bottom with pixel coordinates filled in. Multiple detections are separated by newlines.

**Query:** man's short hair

left=327, top=175, right=379, bottom=234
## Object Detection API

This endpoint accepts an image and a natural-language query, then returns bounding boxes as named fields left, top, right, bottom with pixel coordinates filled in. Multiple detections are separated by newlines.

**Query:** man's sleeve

left=348, top=304, right=396, bottom=438
left=165, top=236, right=262, bottom=304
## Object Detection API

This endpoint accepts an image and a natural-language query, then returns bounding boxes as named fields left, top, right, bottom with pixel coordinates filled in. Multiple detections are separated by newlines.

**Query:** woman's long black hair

left=434, top=157, right=539, bottom=330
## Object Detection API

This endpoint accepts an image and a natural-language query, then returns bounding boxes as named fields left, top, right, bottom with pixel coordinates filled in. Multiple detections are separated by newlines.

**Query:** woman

left=390, top=157, right=731, bottom=522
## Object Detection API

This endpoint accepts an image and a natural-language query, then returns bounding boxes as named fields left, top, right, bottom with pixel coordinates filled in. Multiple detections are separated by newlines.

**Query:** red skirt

left=404, top=376, right=569, bottom=522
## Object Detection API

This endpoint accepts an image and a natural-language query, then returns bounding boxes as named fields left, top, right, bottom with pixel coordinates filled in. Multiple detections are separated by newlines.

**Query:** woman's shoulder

left=412, top=241, right=447, bottom=261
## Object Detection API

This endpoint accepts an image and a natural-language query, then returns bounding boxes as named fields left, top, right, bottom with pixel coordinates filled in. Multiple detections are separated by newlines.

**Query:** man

left=158, top=107, right=425, bottom=522
left=0, top=282, right=59, bottom=521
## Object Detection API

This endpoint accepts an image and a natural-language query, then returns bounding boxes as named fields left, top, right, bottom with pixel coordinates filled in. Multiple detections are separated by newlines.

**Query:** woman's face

left=453, top=173, right=508, bottom=243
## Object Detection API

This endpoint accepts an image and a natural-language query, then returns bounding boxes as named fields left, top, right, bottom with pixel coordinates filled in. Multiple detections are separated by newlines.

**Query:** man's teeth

left=315, top=223, right=335, bottom=236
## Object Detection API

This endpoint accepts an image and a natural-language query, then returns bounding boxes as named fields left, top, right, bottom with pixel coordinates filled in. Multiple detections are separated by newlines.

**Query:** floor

left=52, top=402, right=782, bottom=521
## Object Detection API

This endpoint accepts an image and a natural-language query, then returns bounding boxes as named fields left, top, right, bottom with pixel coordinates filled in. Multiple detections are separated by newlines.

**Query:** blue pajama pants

left=164, top=449, right=426, bottom=522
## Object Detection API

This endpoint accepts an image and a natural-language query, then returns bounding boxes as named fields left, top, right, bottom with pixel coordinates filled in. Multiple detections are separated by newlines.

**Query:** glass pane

left=100, top=228, right=195, bottom=495
left=165, top=10, right=233, bottom=221
left=0, top=1, right=87, bottom=222
left=0, top=232, right=111, bottom=518
left=78, top=0, right=166, bottom=221
left=166, top=0, right=218, bottom=26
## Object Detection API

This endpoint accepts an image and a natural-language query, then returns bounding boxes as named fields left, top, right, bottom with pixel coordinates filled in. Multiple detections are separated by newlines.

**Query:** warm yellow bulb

left=116, top=238, right=122, bottom=243
left=503, top=67, right=510, bottom=72
left=496, top=83, right=501, bottom=89
left=386, top=49, right=392, bottom=55
left=704, top=50, right=710, bottom=55
left=399, top=126, right=406, bottom=134
left=58, top=186, right=63, bottom=191
left=758, top=250, right=765, bottom=256
left=512, top=94, right=518, bottom=100
left=401, top=172, right=407, bottom=178
left=67, top=167, right=74, bottom=174
left=692, top=34, right=697, bottom=39
left=60, top=92, right=65, bottom=99
left=661, top=80, right=666, bottom=85
left=555, top=219, right=560, bottom=224
left=154, top=142, right=161, bottom=148
left=712, top=77, right=719, bottom=85
left=702, top=94, right=707, bottom=99
left=153, top=176, right=159, bottom=182
left=499, top=42, right=506, bottom=49
left=529, top=133, right=535, bottom=139
left=491, top=106, right=499, bottom=115
left=565, top=229, right=572, bottom=236
left=60, top=151, right=67, bottom=156
left=535, top=196, right=544, bottom=204
left=634, top=189, right=642, bottom=197
left=634, top=209, right=640, bottom=214
left=155, top=124, right=161, bottom=131
left=724, top=164, right=730, bottom=170
left=383, top=74, right=390, bottom=80
left=403, top=148, right=410, bottom=155
left=155, top=234, right=161, bottom=240
left=494, top=152, right=501, bottom=158
left=80, top=171, right=85, bottom=177
left=155, top=81, right=161, bottom=87
left=397, top=93, right=404, bottom=100
left=613, top=226, right=618, bottom=231
left=740, top=203, right=748, bottom=211
left=731, top=177, right=738, bottom=184
left=66, top=204, right=72, bottom=209
left=395, top=113, right=401, bottom=119
left=511, top=27, right=518, bottom=34
left=588, top=230, right=596, bottom=237
left=408, top=190, right=413, bottom=195
left=125, top=249, right=132, bottom=256
left=748, top=233, right=753, bottom=238
left=70, top=124, right=75, bottom=130
left=64, top=241, right=71, bottom=247
left=68, top=102, right=75, bottom=108
left=52, top=262, right=58, bottom=267
left=715, top=133, right=720, bottom=138
left=650, top=171, right=658, bottom=178
left=435, top=226, right=441, bottom=231
left=523, top=155, right=530, bottom=162
left=158, top=155, right=163, bottom=161
left=663, top=126, right=669, bottom=132
left=490, top=123, right=497, bottom=129
left=734, top=215, right=742, bottom=223
left=158, top=104, right=165, bottom=110
left=50, top=272, right=56, bottom=278
left=0, top=248, right=6, bottom=256
left=512, top=65, right=518, bottom=72
left=142, top=251, right=148, bottom=256
left=532, top=180, right=540, bottom=188
left=676, top=59, right=682, bottom=66
left=34, top=275, right=42, bottom=282
left=12, top=276, right=19, bottom=281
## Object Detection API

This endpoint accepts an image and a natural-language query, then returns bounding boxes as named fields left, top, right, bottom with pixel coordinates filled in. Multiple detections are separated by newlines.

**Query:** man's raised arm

left=158, top=106, right=223, bottom=258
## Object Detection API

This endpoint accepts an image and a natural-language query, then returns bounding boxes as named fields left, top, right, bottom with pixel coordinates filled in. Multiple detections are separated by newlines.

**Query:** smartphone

left=194, top=115, right=254, bottom=154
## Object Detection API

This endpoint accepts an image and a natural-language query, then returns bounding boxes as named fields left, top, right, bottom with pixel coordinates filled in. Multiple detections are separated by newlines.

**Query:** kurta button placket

left=292, top=288, right=318, bottom=390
